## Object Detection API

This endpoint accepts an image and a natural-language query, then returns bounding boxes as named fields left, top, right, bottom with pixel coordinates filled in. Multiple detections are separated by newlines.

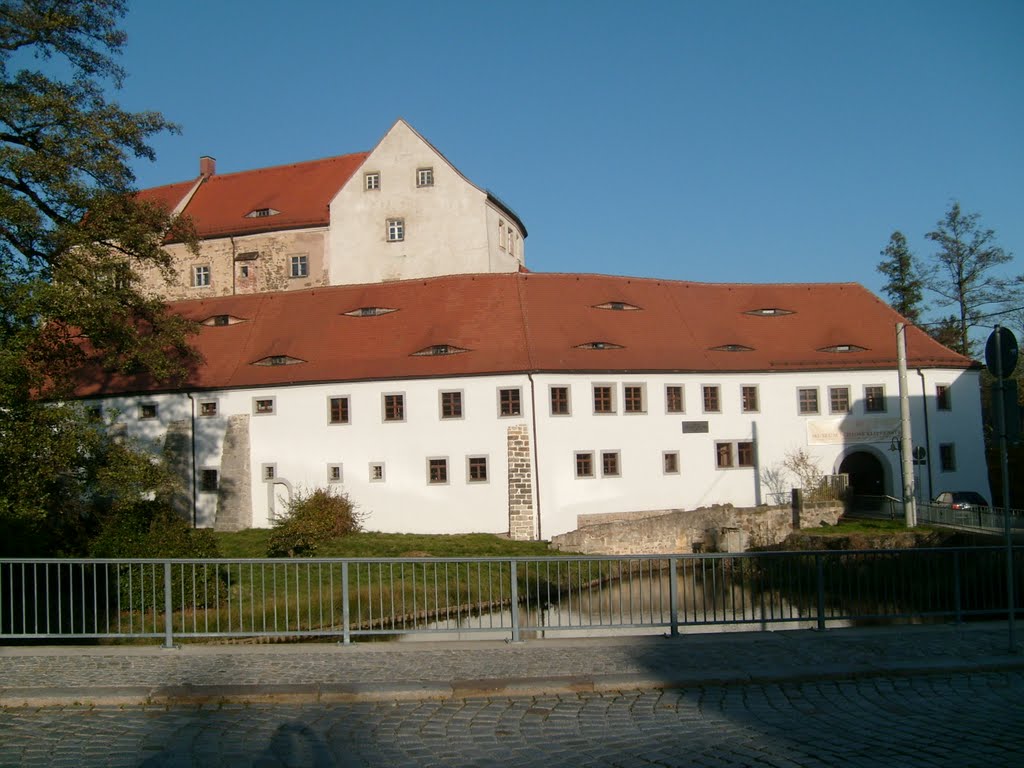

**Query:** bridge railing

left=2, top=548, right=1021, bottom=646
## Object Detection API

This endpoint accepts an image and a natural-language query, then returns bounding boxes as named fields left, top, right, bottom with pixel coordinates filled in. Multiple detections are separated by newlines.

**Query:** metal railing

left=848, top=495, right=1024, bottom=534
left=2, top=548, right=1021, bottom=646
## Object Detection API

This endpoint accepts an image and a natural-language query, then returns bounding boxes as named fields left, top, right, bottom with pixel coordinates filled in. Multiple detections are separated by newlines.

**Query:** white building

left=75, top=272, right=989, bottom=539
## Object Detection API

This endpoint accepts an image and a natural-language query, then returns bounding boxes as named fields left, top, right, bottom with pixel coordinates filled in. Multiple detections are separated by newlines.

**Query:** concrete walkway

left=1, top=622, right=1022, bottom=706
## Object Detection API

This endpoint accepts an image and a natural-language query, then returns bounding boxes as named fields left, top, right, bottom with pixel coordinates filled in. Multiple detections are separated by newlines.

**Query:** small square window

left=939, top=443, right=956, bottom=472
left=663, top=451, right=680, bottom=474
left=467, top=456, right=488, bottom=483
left=329, top=396, right=350, bottom=424
left=428, top=457, right=449, bottom=484
left=499, top=388, right=522, bottom=417
left=365, top=172, right=380, bottom=190
left=716, top=442, right=734, bottom=469
left=440, top=391, right=463, bottom=419
left=140, top=403, right=158, bottom=420
left=369, top=462, right=385, bottom=482
left=864, top=385, right=886, bottom=413
left=290, top=254, right=308, bottom=278
left=666, top=385, right=684, bottom=414
left=936, top=385, right=952, bottom=411
left=254, top=397, right=275, bottom=415
left=383, top=393, right=405, bottom=422
left=416, top=167, right=434, bottom=187
left=550, top=386, right=570, bottom=416
left=575, top=451, right=595, bottom=478
left=741, top=385, right=759, bottom=413
left=702, top=385, right=720, bottom=413
left=387, top=218, right=405, bottom=242
left=193, top=265, right=211, bottom=288
left=624, top=385, right=645, bottom=414
left=601, top=451, right=621, bottom=477
left=262, top=464, right=276, bottom=481
left=737, top=441, right=755, bottom=467
left=328, top=464, right=343, bottom=483
left=593, top=384, right=615, bottom=414
left=199, top=469, right=218, bottom=493
left=829, top=386, right=851, bottom=414
left=199, top=400, right=218, bottom=418
left=798, top=388, right=819, bottom=415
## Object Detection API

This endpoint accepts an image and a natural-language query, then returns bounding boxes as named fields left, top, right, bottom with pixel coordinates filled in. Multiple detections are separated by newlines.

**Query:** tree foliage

left=876, top=231, right=923, bottom=324
left=0, top=1, right=197, bottom=552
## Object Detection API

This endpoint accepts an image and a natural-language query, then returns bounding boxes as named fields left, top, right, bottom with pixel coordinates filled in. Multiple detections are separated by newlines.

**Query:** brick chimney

left=199, top=155, right=216, bottom=178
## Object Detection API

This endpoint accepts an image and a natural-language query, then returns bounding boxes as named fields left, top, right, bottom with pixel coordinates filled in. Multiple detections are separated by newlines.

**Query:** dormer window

left=745, top=307, right=794, bottom=317
left=711, top=344, right=753, bottom=352
left=412, top=344, right=468, bottom=357
left=575, top=341, right=624, bottom=351
left=252, top=355, right=305, bottom=366
left=343, top=306, right=398, bottom=317
left=594, top=301, right=641, bottom=311
left=201, top=314, right=246, bottom=327
left=819, top=344, right=866, bottom=353
left=245, top=208, right=279, bottom=218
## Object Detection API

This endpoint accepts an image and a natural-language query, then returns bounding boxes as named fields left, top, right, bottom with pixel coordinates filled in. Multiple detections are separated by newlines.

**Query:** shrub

left=267, top=487, right=363, bottom=557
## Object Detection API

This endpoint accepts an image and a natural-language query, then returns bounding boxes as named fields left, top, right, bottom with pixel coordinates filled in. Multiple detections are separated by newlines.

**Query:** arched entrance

left=838, top=450, right=887, bottom=497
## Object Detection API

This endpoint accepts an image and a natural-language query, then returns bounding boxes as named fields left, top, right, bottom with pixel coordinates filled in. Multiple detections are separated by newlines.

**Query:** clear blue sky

left=116, top=0, right=1023, bottom=308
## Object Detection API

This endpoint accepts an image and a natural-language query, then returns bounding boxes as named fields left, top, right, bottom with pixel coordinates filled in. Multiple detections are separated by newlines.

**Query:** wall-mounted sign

left=807, top=418, right=900, bottom=446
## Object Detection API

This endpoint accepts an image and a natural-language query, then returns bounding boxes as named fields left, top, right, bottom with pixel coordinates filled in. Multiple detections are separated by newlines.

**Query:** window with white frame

left=741, top=385, right=759, bottom=413
left=386, top=218, right=405, bottom=242
left=440, top=390, right=463, bottom=419
left=498, top=219, right=507, bottom=250
left=829, top=386, right=851, bottom=414
left=365, top=172, right=380, bottom=190
left=262, top=464, right=277, bottom=481
left=702, top=385, right=720, bottom=413
left=193, top=265, right=211, bottom=287
left=593, top=384, right=615, bottom=414
left=416, top=167, right=434, bottom=187
left=549, top=386, right=570, bottom=416
left=369, top=462, right=385, bottom=482
left=663, top=451, right=680, bottom=474
left=328, top=464, right=343, bottom=483
left=624, top=384, right=645, bottom=413
left=666, top=385, right=684, bottom=413
left=498, top=387, right=522, bottom=417
left=383, top=393, right=405, bottom=422
left=290, top=254, right=308, bottom=278
left=329, top=396, right=349, bottom=424
left=253, top=397, right=275, bottom=415
left=797, top=388, right=819, bottom=415
left=467, top=456, right=488, bottom=483
left=716, top=441, right=754, bottom=469
left=601, top=451, right=621, bottom=477
left=428, top=457, right=449, bottom=484
left=575, top=451, right=595, bottom=478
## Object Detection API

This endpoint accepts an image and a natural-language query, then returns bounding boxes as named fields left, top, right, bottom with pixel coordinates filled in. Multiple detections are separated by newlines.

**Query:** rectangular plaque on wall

left=681, top=421, right=709, bottom=434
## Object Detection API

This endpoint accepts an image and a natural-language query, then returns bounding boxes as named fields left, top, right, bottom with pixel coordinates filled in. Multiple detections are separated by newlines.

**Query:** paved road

left=1, top=670, right=1021, bottom=767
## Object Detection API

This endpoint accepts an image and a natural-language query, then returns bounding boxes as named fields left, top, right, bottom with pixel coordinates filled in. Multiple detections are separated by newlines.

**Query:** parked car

left=932, top=491, right=990, bottom=510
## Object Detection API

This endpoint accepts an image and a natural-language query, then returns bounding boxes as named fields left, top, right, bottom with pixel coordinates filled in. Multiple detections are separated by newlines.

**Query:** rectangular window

left=199, top=469, right=218, bottom=493
left=798, top=388, right=819, bottom=415
left=666, top=385, right=684, bottom=414
left=741, top=385, right=759, bottom=413
left=549, top=386, right=570, bottom=415
left=416, top=167, right=434, bottom=187
left=428, top=457, right=448, bottom=484
left=140, top=403, right=158, bottom=420
left=253, top=397, right=275, bottom=415
left=386, top=218, right=405, bottom=242
left=369, top=462, right=385, bottom=482
left=290, top=254, right=308, bottom=278
left=624, top=385, right=645, bottom=413
left=328, top=464, right=343, bottom=483
left=702, top=385, right=720, bottom=413
left=499, top=387, right=522, bottom=417
left=737, top=441, right=755, bottom=468
left=663, top=451, right=680, bottom=474
left=593, top=384, right=615, bottom=414
left=940, top=443, right=956, bottom=471
left=193, top=265, right=210, bottom=287
left=716, top=442, right=734, bottom=468
left=508, top=228, right=516, bottom=257
left=499, top=219, right=507, bottom=250
left=263, top=464, right=276, bottom=481
left=199, top=400, right=217, bottom=418
left=329, top=396, right=350, bottom=424
left=601, top=451, right=621, bottom=477
left=864, top=385, right=886, bottom=413
left=383, top=393, right=405, bottom=422
left=440, top=390, right=463, bottom=419
left=364, top=172, right=380, bottom=190
left=467, top=456, right=488, bottom=483
left=575, top=451, right=594, bottom=478
left=829, top=386, right=851, bottom=414
left=936, top=385, right=952, bottom=411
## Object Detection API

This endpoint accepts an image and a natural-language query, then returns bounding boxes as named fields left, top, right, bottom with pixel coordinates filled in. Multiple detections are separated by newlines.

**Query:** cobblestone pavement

left=0, top=670, right=1021, bottom=767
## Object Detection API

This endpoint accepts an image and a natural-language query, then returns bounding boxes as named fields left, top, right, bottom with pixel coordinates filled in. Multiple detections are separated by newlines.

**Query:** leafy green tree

left=923, top=202, right=1018, bottom=357
left=0, top=1, right=196, bottom=552
left=876, top=231, right=923, bottom=324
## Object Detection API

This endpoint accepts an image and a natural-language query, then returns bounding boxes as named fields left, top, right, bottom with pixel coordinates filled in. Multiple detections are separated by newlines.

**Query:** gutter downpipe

left=527, top=373, right=542, bottom=541
left=916, top=368, right=934, bottom=502
left=186, top=393, right=197, bottom=528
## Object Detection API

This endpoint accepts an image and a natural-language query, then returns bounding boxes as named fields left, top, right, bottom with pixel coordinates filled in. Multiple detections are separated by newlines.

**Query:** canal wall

left=549, top=501, right=844, bottom=555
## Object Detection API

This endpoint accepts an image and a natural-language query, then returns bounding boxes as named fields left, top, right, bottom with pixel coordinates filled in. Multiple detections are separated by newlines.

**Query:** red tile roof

left=137, top=153, right=369, bottom=240
left=73, top=273, right=974, bottom=397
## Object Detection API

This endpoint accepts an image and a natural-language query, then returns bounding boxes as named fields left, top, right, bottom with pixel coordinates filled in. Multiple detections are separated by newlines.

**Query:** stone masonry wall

left=506, top=424, right=535, bottom=540
left=550, top=502, right=844, bottom=555
left=215, top=414, right=252, bottom=532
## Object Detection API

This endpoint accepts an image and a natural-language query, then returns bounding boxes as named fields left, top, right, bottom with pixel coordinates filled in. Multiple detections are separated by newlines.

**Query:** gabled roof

left=74, top=273, right=974, bottom=398
left=137, top=153, right=369, bottom=240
